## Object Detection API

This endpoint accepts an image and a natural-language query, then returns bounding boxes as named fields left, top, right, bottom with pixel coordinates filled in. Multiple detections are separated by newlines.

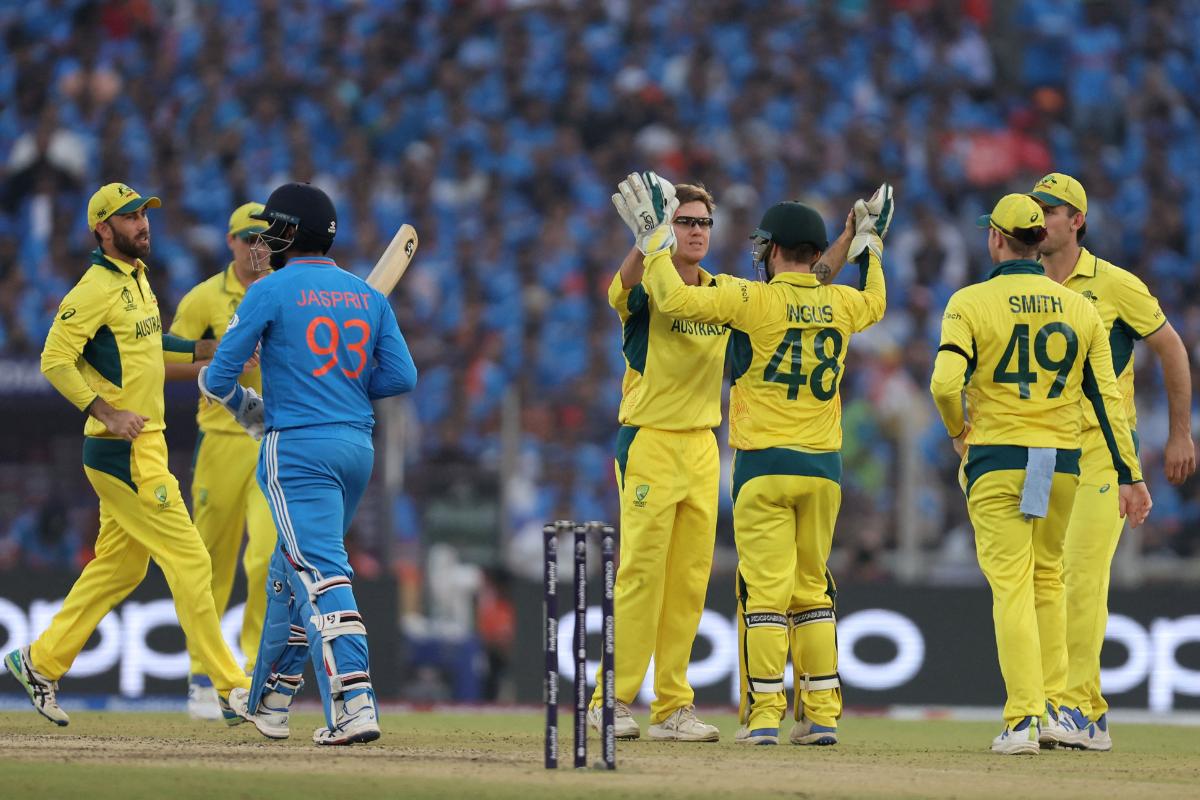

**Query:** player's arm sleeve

left=161, top=334, right=197, bottom=364
left=928, top=293, right=973, bottom=438
left=203, top=282, right=272, bottom=399
left=40, top=283, right=109, bottom=411
left=367, top=300, right=417, bottom=399
left=1081, top=311, right=1143, bottom=484
left=1114, top=268, right=1167, bottom=339
left=642, top=249, right=758, bottom=327
left=607, top=270, right=639, bottom=322
left=844, top=245, right=887, bottom=332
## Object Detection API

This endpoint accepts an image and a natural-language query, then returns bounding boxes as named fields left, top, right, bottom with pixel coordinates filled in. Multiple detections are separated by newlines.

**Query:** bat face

left=366, top=224, right=418, bottom=295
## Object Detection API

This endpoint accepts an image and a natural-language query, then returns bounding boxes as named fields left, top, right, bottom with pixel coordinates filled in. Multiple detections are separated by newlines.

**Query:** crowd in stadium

left=1, top=0, right=1198, bottom=588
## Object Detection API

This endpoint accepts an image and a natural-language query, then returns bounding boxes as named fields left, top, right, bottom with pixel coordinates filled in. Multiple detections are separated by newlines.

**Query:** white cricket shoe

left=735, top=725, right=779, bottom=746
left=1066, top=708, right=1113, bottom=752
left=248, top=677, right=303, bottom=740
left=991, top=715, right=1041, bottom=755
left=187, top=675, right=222, bottom=721
left=1039, top=703, right=1085, bottom=750
left=313, top=692, right=381, bottom=745
left=587, top=699, right=640, bottom=740
left=648, top=705, right=719, bottom=742
left=219, top=687, right=252, bottom=726
left=4, top=646, right=69, bottom=726
left=790, top=716, right=838, bottom=745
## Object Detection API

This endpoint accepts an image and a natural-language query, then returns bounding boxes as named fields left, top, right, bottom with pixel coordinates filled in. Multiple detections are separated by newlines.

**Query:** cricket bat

left=365, top=223, right=419, bottom=294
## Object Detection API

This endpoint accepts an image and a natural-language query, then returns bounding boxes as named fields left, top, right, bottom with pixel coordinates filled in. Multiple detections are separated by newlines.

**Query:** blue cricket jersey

left=204, top=256, right=417, bottom=432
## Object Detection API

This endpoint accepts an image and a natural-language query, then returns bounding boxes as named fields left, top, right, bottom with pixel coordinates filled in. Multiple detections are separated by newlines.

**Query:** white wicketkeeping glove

left=198, top=365, right=265, bottom=441
left=848, top=182, right=894, bottom=261
left=612, top=171, right=679, bottom=256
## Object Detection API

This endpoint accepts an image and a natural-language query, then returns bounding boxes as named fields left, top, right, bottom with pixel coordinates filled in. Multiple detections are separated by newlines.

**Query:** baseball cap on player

left=1028, top=172, right=1088, bottom=215
left=976, top=193, right=1046, bottom=241
left=87, top=183, right=161, bottom=231
left=228, top=202, right=268, bottom=239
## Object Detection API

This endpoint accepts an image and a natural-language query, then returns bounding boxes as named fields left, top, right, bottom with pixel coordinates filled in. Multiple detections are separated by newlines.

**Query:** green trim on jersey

left=615, top=425, right=639, bottom=489
left=1082, top=359, right=1135, bottom=485
left=731, top=447, right=842, bottom=503
left=622, top=285, right=650, bottom=374
left=162, top=334, right=194, bottom=356
left=728, top=329, right=753, bottom=385
left=82, top=325, right=122, bottom=387
left=963, top=444, right=1081, bottom=496
left=987, top=259, right=1045, bottom=279
left=83, top=437, right=136, bottom=492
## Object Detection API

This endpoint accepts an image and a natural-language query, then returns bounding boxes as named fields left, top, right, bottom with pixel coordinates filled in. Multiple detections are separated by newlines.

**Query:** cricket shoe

left=1065, top=707, right=1112, bottom=752
left=247, top=676, right=303, bottom=740
left=790, top=716, right=838, bottom=745
left=219, top=687, right=252, bottom=726
left=187, top=674, right=223, bottom=721
left=991, top=715, right=1040, bottom=755
left=4, top=646, right=69, bottom=726
left=1039, top=702, right=1085, bottom=750
left=648, top=705, right=719, bottom=742
left=587, top=699, right=640, bottom=740
left=313, top=692, right=381, bottom=745
left=735, top=726, right=779, bottom=746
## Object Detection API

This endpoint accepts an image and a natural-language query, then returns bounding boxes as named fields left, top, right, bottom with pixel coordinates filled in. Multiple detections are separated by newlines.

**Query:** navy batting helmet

left=252, top=182, right=337, bottom=268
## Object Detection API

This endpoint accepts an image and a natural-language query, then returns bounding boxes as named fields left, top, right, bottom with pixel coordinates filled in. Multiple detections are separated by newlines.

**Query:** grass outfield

left=1, top=710, right=1198, bottom=799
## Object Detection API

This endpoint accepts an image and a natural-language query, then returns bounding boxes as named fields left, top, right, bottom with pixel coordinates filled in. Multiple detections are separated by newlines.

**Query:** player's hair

left=675, top=183, right=715, bottom=213
left=775, top=242, right=821, bottom=265
left=1003, top=225, right=1046, bottom=257
left=1065, top=203, right=1087, bottom=243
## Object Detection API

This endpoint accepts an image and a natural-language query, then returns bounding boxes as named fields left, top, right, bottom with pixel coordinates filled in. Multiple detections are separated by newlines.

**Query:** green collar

left=90, top=248, right=143, bottom=277
left=987, top=259, right=1044, bottom=280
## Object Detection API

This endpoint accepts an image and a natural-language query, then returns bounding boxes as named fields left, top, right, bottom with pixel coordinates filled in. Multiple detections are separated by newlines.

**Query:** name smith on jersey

left=1008, top=294, right=1064, bottom=314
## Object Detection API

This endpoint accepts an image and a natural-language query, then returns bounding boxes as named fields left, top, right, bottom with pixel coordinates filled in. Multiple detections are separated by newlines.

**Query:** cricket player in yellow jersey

left=583, top=177, right=727, bottom=742
left=3, top=183, right=253, bottom=726
left=930, top=193, right=1152, bottom=755
left=637, top=174, right=891, bottom=747
left=1029, top=173, right=1195, bottom=750
left=164, top=202, right=278, bottom=720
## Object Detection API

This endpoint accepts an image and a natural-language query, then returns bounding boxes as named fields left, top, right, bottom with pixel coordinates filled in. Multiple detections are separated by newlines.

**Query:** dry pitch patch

left=1, top=711, right=1197, bottom=799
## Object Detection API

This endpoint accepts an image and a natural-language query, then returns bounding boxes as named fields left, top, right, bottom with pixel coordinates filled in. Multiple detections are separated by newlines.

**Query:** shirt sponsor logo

left=60, top=308, right=76, bottom=320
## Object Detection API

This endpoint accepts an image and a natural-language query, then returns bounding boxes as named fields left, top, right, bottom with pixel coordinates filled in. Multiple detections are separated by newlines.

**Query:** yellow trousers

left=1061, top=433, right=1126, bottom=719
left=187, top=431, right=276, bottom=676
left=733, top=448, right=842, bottom=731
left=590, top=426, right=718, bottom=723
left=31, top=433, right=249, bottom=693
left=965, top=445, right=1080, bottom=724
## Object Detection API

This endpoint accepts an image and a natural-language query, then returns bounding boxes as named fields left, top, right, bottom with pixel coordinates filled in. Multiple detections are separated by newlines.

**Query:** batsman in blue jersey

left=200, top=182, right=416, bottom=745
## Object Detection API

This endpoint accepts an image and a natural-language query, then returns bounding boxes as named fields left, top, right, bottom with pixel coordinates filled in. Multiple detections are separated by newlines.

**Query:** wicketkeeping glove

left=612, top=171, right=679, bottom=256
left=848, top=182, right=894, bottom=261
left=198, top=365, right=266, bottom=441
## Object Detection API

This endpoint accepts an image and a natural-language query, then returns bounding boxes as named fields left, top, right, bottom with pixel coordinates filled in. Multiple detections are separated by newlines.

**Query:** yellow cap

left=976, top=193, right=1045, bottom=238
left=1028, top=172, right=1088, bottom=215
left=228, top=202, right=268, bottom=239
left=87, top=183, right=161, bottom=231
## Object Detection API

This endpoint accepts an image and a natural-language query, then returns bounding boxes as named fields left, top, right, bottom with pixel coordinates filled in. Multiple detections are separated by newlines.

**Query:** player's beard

left=112, top=228, right=151, bottom=261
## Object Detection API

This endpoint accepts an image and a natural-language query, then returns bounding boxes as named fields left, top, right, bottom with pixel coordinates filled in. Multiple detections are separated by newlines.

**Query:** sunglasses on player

left=673, top=216, right=715, bottom=229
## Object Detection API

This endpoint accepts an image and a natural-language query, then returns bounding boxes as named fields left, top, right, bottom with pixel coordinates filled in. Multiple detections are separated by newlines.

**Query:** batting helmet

left=252, top=182, right=337, bottom=268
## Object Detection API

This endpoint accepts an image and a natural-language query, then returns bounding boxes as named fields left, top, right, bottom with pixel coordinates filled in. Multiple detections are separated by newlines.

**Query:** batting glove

left=848, top=182, right=894, bottom=261
left=612, top=171, right=679, bottom=256
left=198, top=366, right=265, bottom=441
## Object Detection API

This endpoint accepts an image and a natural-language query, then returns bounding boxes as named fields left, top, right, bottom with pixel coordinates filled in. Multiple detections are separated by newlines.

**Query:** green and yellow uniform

left=36, top=248, right=250, bottom=694
left=1054, top=248, right=1164, bottom=720
left=170, top=264, right=276, bottom=676
left=588, top=266, right=729, bottom=723
left=930, top=258, right=1141, bottom=726
left=644, top=243, right=885, bottom=732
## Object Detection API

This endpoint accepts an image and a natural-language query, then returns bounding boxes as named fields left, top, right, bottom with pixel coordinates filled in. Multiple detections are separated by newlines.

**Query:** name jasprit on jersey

left=1008, top=294, right=1064, bottom=314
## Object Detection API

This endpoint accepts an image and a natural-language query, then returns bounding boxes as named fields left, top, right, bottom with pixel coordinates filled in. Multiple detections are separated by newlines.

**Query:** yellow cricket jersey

left=930, top=259, right=1141, bottom=483
left=1060, top=247, right=1165, bottom=433
left=169, top=264, right=264, bottom=435
left=641, top=247, right=886, bottom=451
left=610, top=268, right=730, bottom=432
left=41, top=249, right=197, bottom=437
